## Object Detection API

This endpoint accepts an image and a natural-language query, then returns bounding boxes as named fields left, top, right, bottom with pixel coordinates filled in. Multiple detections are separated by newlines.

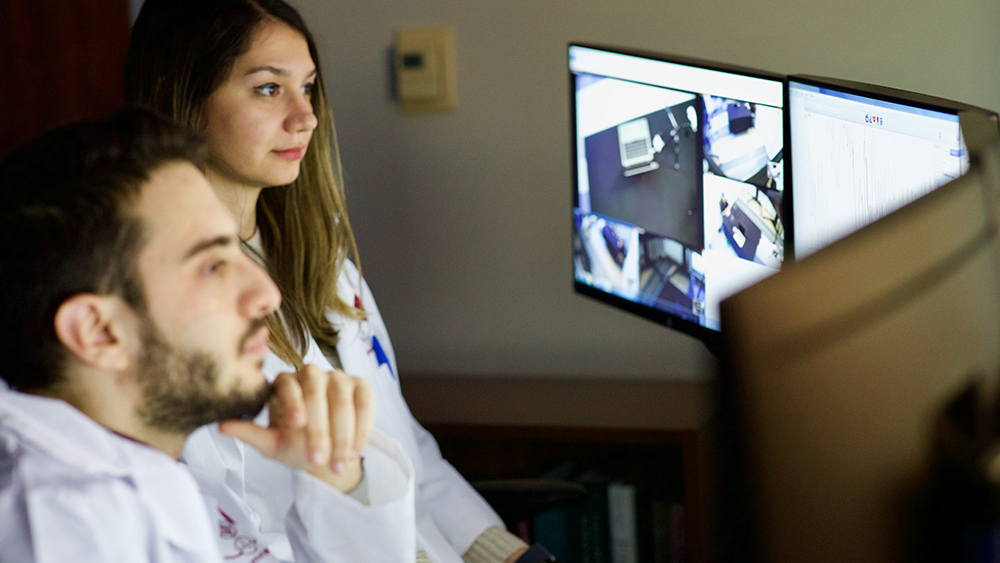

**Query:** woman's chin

left=260, top=171, right=302, bottom=188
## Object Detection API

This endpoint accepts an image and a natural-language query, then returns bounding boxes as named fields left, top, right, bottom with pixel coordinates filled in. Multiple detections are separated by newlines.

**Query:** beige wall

left=290, top=0, right=1000, bottom=381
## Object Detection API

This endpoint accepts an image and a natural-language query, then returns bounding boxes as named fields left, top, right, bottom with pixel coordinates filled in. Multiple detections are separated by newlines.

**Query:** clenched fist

left=219, top=364, right=374, bottom=492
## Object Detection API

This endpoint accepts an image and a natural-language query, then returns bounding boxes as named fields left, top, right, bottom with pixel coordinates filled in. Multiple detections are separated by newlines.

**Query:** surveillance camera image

left=570, top=45, right=784, bottom=333
left=703, top=94, right=784, bottom=270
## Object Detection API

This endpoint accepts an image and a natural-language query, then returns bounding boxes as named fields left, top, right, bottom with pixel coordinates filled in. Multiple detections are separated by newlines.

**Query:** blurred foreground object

left=717, top=116, right=1000, bottom=563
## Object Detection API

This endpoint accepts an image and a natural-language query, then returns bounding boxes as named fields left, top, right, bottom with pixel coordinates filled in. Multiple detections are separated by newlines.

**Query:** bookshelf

left=401, top=375, right=714, bottom=563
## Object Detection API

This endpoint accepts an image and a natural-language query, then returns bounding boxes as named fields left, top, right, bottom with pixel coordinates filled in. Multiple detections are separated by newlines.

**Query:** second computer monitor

left=787, top=75, right=996, bottom=261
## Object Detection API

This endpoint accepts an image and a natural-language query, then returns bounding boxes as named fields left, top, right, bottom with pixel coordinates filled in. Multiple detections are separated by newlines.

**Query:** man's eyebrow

left=184, top=235, right=234, bottom=260
left=245, top=65, right=317, bottom=79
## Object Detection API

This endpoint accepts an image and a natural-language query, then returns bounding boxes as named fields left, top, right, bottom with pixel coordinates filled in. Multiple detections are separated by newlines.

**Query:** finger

left=352, top=377, right=375, bottom=459
left=298, top=364, right=331, bottom=467
left=269, top=372, right=306, bottom=428
left=327, top=369, right=357, bottom=472
left=219, top=420, right=279, bottom=458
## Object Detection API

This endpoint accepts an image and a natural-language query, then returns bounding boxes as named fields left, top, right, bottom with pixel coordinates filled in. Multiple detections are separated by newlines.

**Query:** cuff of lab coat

left=286, top=430, right=416, bottom=561
left=462, top=526, right=529, bottom=563
left=343, top=457, right=369, bottom=504
left=292, top=428, right=412, bottom=509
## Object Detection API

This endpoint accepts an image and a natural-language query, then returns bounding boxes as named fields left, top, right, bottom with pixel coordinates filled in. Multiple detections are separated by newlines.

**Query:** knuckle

left=329, top=391, right=354, bottom=411
left=326, top=371, right=355, bottom=395
left=299, top=366, right=326, bottom=393
left=329, top=369, right=352, bottom=385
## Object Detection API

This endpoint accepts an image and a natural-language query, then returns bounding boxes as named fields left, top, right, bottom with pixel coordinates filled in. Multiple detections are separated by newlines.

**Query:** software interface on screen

left=789, top=80, right=969, bottom=259
left=570, top=45, right=785, bottom=332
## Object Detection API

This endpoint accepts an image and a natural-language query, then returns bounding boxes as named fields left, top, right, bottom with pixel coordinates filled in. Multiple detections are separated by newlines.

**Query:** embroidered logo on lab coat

left=355, top=295, right=396, bottom=380
left=218, top=508, right=270, bottom=562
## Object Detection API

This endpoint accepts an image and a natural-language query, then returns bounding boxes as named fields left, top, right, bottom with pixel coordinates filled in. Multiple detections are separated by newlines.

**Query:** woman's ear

left=53, top=295, right=137, bottom=373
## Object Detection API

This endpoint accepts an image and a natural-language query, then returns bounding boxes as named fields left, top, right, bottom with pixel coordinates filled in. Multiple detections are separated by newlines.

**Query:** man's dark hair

left=0, top=108, right=209, bottom=391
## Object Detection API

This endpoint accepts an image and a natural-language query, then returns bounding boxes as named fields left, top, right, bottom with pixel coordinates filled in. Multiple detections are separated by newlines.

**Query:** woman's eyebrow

left=245, top=65, right=317, bottom=78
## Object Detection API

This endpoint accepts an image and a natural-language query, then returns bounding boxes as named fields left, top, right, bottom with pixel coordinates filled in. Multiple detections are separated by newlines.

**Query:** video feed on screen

left=570, top=45, right=784, bottom=333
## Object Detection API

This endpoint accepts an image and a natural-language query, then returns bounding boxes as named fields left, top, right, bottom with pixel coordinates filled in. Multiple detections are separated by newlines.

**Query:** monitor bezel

left=569, top=42, right=788, bottom=352
left=784, top=74, right=1000, bottom=263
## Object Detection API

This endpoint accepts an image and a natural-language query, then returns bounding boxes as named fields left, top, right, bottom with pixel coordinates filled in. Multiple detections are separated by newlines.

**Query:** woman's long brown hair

left=124, top=0, right=364, bottom=366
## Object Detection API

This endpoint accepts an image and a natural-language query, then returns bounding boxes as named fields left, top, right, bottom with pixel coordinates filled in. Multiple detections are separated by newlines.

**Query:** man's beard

left=134, top=316, right=272, bottom=435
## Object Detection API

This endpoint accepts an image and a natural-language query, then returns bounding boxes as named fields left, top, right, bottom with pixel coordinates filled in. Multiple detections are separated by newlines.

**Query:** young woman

left=125, top=1, right=530, bottom=562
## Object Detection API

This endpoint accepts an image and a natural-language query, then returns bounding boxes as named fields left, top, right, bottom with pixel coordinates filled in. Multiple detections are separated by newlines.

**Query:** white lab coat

left=182, top=359, right=417, bottom=562
left=185, top=423, right=416, bottom=563
left=0, top=386, right=415, bottom=563
left=0, top=390, right=221, bottom=563
left=183, top=259, right=507, bottom=563
left=327, top=260, right=506, bottom=562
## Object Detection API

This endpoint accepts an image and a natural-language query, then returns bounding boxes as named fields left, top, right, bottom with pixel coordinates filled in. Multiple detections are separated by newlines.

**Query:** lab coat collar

left=0, top=390, right=215, bottom=555
left=0, top=390, right=131, bottom=479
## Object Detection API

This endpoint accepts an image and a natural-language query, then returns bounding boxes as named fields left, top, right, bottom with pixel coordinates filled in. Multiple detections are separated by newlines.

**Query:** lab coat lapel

left=125, top=444, right=220, bottom=557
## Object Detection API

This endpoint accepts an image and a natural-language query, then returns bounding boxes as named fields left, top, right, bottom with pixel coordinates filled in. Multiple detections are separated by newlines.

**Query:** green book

left=572, top=482, right=611, bottom=563
left=533, top=506, right=569, bottom=561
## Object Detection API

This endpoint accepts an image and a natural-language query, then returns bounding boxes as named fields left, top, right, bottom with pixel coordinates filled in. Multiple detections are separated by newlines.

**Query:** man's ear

left=53, top=295, right=137, bottom=372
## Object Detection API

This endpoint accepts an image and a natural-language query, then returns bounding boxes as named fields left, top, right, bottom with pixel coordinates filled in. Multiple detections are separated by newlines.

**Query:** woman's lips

left=273, top=147, right=305, bottom=161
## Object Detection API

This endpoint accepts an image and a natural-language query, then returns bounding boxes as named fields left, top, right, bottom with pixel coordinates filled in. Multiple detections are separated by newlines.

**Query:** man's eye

left=255, top=83, right=279, bottom=96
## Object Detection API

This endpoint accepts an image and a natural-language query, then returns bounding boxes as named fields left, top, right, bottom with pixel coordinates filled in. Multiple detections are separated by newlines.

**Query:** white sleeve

left=22, top=482, right=155, bottom=562
left=410, top=415, right=506, bottom=555
left=20, top=478, right=221, bottom=563
left=188, top=427, right=415, bottom=563
left=337, top=263, right=505, bottom=555
left=285, top=430, right=417, bottom=563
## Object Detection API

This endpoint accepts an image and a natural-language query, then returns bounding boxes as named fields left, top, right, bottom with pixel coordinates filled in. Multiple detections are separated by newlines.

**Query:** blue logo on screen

left=865, top=114, right=884, bottom=126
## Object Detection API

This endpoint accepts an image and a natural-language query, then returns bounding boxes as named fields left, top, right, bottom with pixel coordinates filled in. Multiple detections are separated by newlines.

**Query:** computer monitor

left=787, top=75, right=1000, bottom=260
left=718, top=134, right=1000, bottom=563
left=569, top=43, right=786, bottom=349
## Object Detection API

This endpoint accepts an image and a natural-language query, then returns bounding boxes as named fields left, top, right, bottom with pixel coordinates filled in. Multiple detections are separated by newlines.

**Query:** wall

left=289, top=0, right=1000, bottom=381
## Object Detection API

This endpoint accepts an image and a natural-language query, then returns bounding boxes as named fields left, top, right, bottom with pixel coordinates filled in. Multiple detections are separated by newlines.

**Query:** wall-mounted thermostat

left=394, top=27, right=457, bottom=113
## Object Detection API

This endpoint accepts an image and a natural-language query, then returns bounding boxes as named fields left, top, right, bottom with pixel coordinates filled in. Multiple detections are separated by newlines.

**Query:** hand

left=219, top=364, right=375, bottom=492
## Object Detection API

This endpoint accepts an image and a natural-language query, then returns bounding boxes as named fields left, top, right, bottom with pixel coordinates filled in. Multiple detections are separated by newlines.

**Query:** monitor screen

left=569, top=44, right=786, bottom=345
left=787, top=76, right=992, bottom=260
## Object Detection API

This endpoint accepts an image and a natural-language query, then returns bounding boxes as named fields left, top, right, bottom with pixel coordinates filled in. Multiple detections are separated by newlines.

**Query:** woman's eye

left=204, top=260, right=226, bottom=276
left=255, top=83, right=280, bottom=96
left=302, top=82, right=315, bottom=95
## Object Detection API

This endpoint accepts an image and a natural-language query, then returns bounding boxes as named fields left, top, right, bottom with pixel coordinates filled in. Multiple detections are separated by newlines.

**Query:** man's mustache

left=239, top=317, right=270, bottom=354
